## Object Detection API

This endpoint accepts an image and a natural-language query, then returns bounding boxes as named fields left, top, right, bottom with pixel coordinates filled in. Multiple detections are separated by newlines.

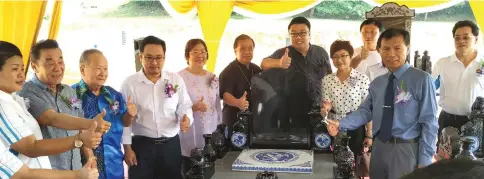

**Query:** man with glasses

left=261, top=16, right=332, bottom=123
left=121, top=36, right=193, bottom=179
left=432, top=20, right=483, bottom=148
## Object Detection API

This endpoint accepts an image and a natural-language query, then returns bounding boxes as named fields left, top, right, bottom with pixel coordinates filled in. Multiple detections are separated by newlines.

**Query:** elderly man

left=18, top=40, right=111, bottom=170
left=121, top=36, right=193, bottom=179
left=72, top=49, right=136, bottom=179
left=326, top=28, right=438, bottom=179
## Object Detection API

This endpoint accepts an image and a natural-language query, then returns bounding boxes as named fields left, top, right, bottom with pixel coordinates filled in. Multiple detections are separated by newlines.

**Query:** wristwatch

left=74, top=134, right=83, bottom=148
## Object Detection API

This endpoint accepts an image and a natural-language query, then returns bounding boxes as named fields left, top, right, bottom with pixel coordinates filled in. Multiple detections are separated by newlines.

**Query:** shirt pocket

left=163, top=95, right=179, bottom=116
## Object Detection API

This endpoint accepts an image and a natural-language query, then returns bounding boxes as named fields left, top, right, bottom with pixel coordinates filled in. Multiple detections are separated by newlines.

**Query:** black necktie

left=379, top=74, right=395, bottom=142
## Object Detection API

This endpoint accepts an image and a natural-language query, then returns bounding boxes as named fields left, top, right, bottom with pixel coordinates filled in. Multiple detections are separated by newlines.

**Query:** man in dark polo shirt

left=261, top=16, right=332, bottom=110
left=219, top=34, right=262, bottom=129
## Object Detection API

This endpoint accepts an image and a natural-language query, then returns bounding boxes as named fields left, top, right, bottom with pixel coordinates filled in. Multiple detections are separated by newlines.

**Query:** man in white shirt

left=121, top=36, right=193, bottom=179
left=432, top=20, right=483, bottom=148
left=351, top=19, right=387, bottom=79
left=0, top=141, right=99, bottom=179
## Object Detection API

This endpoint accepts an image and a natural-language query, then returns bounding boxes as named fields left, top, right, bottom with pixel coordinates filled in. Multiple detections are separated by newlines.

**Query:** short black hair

left=79, top=49, right=103, bottom=66
left=376, top=28, right=410, bottom=49
left=401, top=159, right=484, bottom=179
left=233, top=34, right=255, bottom=49
left=30, top=39, right=60, bottom=63
left=288, top=16, right=311, bottom=31
left=360, top=18, right=384, bottom=32
left=140, top=36, right=166, bottom=54
left=452, top=20, right=480, bottom=37
left=0, top=41, right=23, bottom=70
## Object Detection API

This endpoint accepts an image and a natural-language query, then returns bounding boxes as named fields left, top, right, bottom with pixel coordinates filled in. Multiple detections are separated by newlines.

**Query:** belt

left=133, top=135, right=175, bottom=144
left=385, top=136, right=418, bottom=144
left=440, top=111, right=469, bottom=121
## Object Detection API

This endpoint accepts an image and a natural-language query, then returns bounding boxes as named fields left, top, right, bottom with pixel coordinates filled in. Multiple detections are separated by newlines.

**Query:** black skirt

left=347, top=125, right=366, bottom=155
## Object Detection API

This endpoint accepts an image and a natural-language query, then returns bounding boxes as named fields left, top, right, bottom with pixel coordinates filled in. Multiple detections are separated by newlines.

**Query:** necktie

left=378, top=74, right=395, bottom=143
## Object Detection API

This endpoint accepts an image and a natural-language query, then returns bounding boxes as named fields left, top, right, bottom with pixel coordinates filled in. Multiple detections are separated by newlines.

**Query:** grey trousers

left=369, top=138, right=419, bottom=179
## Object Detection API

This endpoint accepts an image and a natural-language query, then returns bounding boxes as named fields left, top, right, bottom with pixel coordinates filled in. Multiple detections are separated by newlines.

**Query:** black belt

left=133, top=135, right=176, bottom=144
left=440, top=111, right=469, bottom=121
left=385, top=136, right=418, bottom=144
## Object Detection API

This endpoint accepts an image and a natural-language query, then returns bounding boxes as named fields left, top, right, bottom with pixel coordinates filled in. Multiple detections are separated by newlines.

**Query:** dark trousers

left=437, top=111, right=470, bottom=149
left=181, top=156, right=191, bottom=179
left=128, top=135, right=182, bottom=179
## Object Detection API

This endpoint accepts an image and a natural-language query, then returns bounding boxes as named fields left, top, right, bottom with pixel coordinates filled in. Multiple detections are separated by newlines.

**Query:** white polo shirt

left=365, top=62, right=389, bottom=81
left=0, top=141, right=23, bottom=179
left=432, top=51, right=484, bottom=115
left=353, top=47, right=382, bottom=75
left=0, top=90, right=51, bottom=169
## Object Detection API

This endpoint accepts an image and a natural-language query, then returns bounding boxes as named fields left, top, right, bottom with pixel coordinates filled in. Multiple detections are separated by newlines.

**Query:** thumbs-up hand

left=359, top=46, right=370, bottom=61
left=79, top=121, right=102, bottom=149
left=279, top=48, right=291, bottom=69
left=79, top=158, right=99, bottom=179
left=192, top=96, right=208, bottom=112
left=237, top=91, right=249, bottom=111
left=126, top=96, right=137, bottom=117
left=180, top=114, right=190, bottom=132
left=93, top=109, right=111, bottom=134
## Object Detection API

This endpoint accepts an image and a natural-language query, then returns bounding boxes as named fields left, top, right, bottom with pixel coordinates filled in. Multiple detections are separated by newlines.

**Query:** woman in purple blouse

left=178, top=39, right=222, bottom=177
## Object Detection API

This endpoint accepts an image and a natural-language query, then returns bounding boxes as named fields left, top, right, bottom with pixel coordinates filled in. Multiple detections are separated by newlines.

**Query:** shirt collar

left=392, top=63, right=410, bottom=79
left=450, top=49, right=482, bottom=64
left=74, top=79, right=111, bottom=99
left=31, top=74, right=64, bottom=92
left=0, top=90, right=14, bottom=102
left=137, top=70, right=169, bottom=84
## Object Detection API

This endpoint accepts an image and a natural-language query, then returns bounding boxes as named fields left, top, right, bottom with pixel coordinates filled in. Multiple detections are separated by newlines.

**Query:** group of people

left=0, top=15, right=482, bottom=179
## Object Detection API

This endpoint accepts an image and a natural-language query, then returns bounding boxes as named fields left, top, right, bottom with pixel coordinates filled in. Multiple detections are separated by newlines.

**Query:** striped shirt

left=0, top=142, right=23, bottom=179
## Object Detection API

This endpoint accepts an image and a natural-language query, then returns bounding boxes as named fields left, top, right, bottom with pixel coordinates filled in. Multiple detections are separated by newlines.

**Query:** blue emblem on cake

left=252, top=151, right=299, bottom=163
left=231, top=132, right=246, bottom=147
left=463, top=136, right=480, bottom=152
left=315, top=133, right=331, bottom=149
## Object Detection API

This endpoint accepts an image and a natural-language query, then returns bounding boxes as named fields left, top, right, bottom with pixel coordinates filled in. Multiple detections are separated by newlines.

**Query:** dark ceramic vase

left=456, top=138, right=477, bottom=160
left=255, top=171, right=279, bottom=179
left=185, top=148, right=205, bottom=179
left=203, top=134, right=217, bottom=163
left=334, top=136, right=355, bottom=178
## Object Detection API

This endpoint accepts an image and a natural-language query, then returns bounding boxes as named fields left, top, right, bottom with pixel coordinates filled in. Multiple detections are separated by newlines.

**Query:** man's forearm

left=222, top=93, right=239, bottom=107
left=51, top=113, right=91, bottom=130
left=122, top=114, right=134, bottom=127
left=261, top=58, right=280, bottom=70
left=12, top=165, right=80, bottom=179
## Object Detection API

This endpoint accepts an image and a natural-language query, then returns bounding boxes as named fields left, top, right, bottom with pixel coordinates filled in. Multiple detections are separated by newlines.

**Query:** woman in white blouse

left=178, top=39, right=222, bottom=177
left=320, top=40, right=371, bottom=157
left=0, top=41, right=100, bottom=170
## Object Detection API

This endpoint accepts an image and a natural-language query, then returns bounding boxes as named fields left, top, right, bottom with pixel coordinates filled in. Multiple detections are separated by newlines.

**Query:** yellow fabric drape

left=469, top=1, right=484, bottom=36
left=48, top=0, right=63, bottom=40
left=167, top=0, right=318, bottom=72
left=0, top=1, right=47, bottom=70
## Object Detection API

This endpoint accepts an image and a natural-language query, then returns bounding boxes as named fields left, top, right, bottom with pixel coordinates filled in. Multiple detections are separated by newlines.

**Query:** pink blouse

left=178, top=69, right=222, bottom=157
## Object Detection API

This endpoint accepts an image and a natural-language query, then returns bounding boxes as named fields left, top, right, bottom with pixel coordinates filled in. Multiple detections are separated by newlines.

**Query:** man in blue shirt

left=327, top=28, right=438, bottom=179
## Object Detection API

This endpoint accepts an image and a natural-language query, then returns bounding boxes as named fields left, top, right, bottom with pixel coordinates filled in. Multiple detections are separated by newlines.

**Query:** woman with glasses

left=178, top=39, right=222, bottom=177
left=320, top=40, right=372, bottom=174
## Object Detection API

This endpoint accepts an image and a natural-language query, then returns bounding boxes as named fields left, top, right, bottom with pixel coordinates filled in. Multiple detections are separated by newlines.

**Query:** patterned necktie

left=378, top=73, right=395, bottom=143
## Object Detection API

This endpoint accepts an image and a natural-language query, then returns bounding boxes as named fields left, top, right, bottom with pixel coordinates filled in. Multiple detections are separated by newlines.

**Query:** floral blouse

left=178, top=69, right=222, bottom=157
left=322, top=69, right=370, bottom=120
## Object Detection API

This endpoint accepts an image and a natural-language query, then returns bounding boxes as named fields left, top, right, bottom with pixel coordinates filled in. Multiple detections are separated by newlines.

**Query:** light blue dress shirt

left=339, top=63, right=438, bottom=166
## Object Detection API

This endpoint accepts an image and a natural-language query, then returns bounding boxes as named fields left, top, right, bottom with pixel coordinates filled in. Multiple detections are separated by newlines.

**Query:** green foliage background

left=101, top=0, right=476, bottom=22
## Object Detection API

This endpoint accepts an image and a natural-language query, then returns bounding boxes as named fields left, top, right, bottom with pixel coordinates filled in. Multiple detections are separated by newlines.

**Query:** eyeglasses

left=332, top=54, right=350, bottom=60
left=454, top=36, right=475, bottom=41
left=290, top=31, right=308, bottom=38
left=143, top=55, right=165, bottom=62
left=189, top=51, right=208, bottom=57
